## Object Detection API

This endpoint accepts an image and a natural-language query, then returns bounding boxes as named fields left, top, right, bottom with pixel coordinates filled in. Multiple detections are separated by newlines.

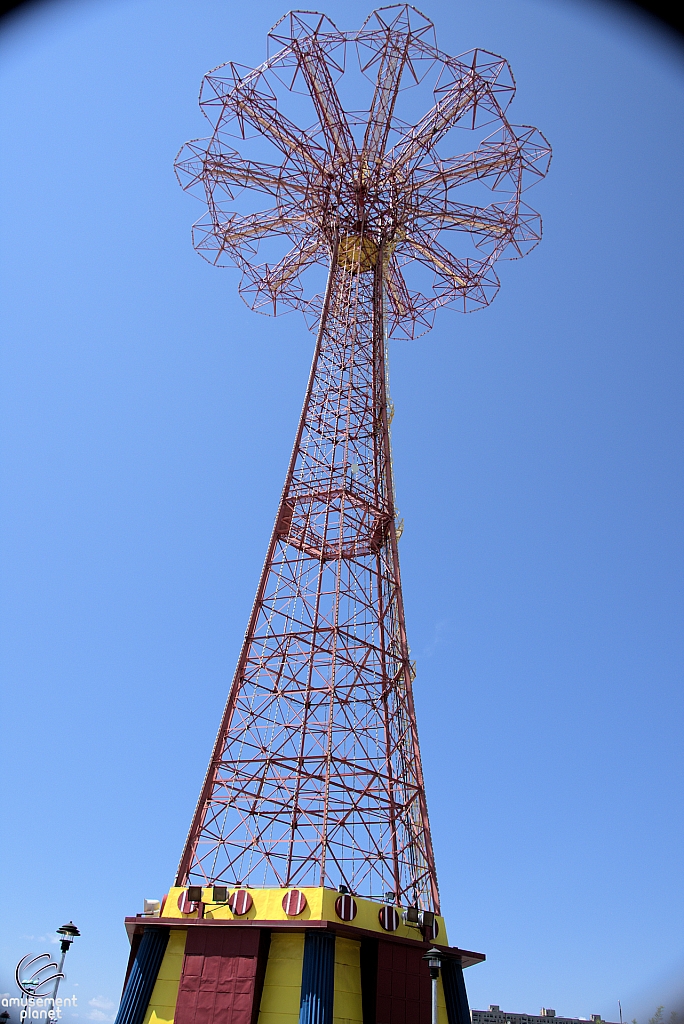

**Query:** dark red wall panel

left=376, top=941, right=431, bottom=1024
left=174, top=927, right=262, bottom=1024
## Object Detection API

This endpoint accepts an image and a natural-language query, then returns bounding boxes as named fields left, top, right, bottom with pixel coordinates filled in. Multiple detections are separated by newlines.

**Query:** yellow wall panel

left=145, top=1011, right=174, bottom=1024
left=258, top=1016, right=301, bottom=1024
left=257, top=932, right=304, bottom=1024
left=333, top=937, right=362, bottom=1024
left=147, top=982, right=180, bottom=1008
left=141, top=930, right=186, bottom=1024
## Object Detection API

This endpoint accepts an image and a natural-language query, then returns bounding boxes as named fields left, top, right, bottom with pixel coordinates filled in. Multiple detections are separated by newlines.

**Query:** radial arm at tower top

left=172, top=3, right=550, bottom=913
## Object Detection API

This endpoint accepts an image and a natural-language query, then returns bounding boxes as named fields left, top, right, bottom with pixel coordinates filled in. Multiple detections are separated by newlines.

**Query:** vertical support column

left=299, top=932, right=335, bottom=1024
left=441, top=959, right=470, bottom=1024
left=114, top=928, right=169, bottom=1024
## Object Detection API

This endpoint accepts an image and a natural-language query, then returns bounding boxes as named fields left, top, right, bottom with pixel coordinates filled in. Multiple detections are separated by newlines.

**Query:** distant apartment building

left=472, top=1006, right=617, bottom=1024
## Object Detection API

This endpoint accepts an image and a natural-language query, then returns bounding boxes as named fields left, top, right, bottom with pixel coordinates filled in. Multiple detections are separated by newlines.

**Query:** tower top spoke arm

left=212, top=207, right=313, bottom=248
left=211, top=68, right=329, bottom=175
left=292, top=36, right=358, bottom=168
left=177, top=145, right=311, bottom=202
left=361, top=30, right=410, bottom=179
left=388, top=70, right=491, bottom=172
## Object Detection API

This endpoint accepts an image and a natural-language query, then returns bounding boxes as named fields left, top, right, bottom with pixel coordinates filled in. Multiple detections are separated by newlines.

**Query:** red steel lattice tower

left=174, top=4, right=550, bottom=913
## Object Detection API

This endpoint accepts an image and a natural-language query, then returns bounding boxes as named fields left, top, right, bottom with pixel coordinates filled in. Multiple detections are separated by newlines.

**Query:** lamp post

left=423, top=948, right=443, bottom=1024
left=48, top=924, right=80, bottom=1020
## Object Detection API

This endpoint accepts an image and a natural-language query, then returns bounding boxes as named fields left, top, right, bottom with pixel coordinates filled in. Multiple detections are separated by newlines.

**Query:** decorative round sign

left=228, top=889, right=253, bottom=916
left=378, top=905, right=400, bottom=931
left=282, top=889, right=307, bottom=916
left=177, top=890, right=196, bottom=915
left=335, top=894, right=358, bottom=921
left=424, top=918, right=440, bottom=940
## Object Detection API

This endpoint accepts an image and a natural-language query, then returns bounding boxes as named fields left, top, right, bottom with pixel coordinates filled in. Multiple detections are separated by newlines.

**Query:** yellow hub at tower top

left=337, top=235, right=380, bottom=272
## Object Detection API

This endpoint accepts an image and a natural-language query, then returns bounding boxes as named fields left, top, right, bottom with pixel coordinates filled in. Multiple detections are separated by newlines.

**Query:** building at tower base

left=115, top=887, right=484, bottom=1024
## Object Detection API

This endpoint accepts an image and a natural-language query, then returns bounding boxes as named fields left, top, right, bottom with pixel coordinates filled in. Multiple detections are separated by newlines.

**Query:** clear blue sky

left=1, top=0, right=683, bottom=1021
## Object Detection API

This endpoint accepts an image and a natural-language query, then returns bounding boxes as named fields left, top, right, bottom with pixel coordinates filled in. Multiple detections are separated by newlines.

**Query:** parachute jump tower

left=114, top=7, right=550, bottom=1024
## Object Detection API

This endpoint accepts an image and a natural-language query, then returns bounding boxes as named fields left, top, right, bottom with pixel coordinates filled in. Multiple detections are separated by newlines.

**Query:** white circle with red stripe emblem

left=228, top=889, right=253, bottom=916
left=378, top=905, right=400, bottom=931
left=177, top=890, right=196, bottom=915
left=335, top=894, right=358, bottom=921
left=282, top=889, right=307, bottom=916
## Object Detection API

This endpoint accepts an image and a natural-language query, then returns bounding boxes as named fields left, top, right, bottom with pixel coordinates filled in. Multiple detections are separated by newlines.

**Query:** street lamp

left=49, top=923, right=80, bottom=1020
left=422, top=948, right=444, bottom=1024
